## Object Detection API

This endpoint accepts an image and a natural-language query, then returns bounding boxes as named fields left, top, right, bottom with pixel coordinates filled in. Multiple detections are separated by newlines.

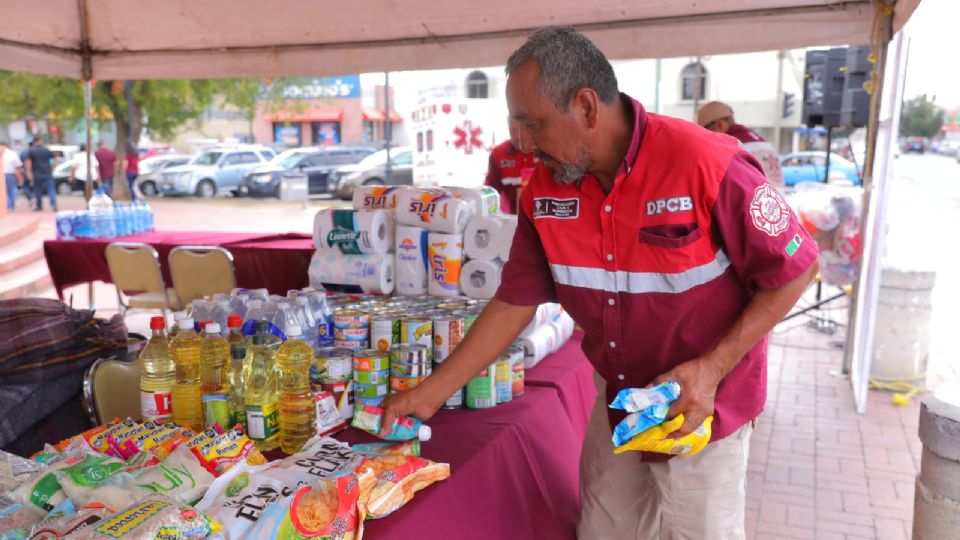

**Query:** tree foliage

left=900, top=94, right=944, bottom=139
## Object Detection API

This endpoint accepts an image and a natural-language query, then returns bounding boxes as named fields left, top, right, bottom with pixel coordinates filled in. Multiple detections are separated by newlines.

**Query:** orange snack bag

left=356, top=455, right=450, bottom=519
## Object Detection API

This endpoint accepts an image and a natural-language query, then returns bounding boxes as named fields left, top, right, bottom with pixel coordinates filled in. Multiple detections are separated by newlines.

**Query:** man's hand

left=652, top=355, right=727, bottom=439
left=378, top=383, right=445, bottom=437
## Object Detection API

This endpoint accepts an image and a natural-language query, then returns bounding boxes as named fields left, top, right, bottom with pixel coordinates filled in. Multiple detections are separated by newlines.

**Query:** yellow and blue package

left=612, top=405, right=671, bottom=448
left=613, top=414, right=714, bottom=456
left=609, top=381, right=681, bottom=413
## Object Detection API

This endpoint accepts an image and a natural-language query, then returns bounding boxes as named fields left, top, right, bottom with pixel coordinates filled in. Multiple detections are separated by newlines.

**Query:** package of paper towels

left=548, top=312, right=576, bottom=352
left=497, top=215, right=518, bottom=261
left=396, top=188, right=471, bottom=233
left=520, top=303, right=563, bottom=337
left=464, top=217, right=503, bottom=261
left=461, top=259, right=503, bottom=299
left=314, top=208, right=392, bottom=254
left=352, top=185, right=407, bottom=211
left=395, top=225, right=429, bottom=296
left=523, top=324, right=560, bottom=369
left=427, top=232, right=464, bottom=297
left=308, top=251, right=395, bottom=294
left=446, top=186, right=500, bottom=217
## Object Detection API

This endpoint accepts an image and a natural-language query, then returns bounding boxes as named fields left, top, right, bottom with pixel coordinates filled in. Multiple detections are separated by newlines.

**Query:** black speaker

left=801, top=50, right=827, bottom=127
left=840, top=45, right=872, bottom=127
left=822, top=48, right=847, bottom=127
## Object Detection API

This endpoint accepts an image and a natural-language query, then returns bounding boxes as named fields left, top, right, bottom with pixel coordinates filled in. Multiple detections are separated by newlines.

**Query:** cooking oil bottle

left=225, top=314, right=248, bottom=431
left=200, top=323, right=231, bottom=430
left=243, top=320, right=280, bottom=451
left=139, top=315, right=174, bottom=423
left=276, top=324, right=315, bottom=454
left=170, top=317, right=204, bottom=429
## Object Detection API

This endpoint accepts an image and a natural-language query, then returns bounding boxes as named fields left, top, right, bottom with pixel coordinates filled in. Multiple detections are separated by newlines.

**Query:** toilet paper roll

left=427, top=232, right=464, bottom=298
left=548, top=312, right=576, bottom=352
left=464, top=217, right=503, bottom=261
left=445, top=186, right=501, bottom=218
left=352, top=185, right=407, bottom=210
left=308, top=251, right=395, bottom=295
left=395, top=225, right=429, bottom=296
left=396, top=188, right=471, bottom=233
left=523, top=324, right=560, bottom=369
left=313, top=208, right=392, bottom=254
left=519, top=303, right=554, bottom=337
left=497, top=215, right=519, bottom=261
left=460, top=259, right=504, bottom=299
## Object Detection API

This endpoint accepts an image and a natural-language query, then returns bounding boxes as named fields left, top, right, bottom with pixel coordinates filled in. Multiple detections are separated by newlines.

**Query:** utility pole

left=774, top=50, right=786, bottom=152
left=384, top=72, right=392, bottom=184
left=692, top=57, right=703, bottom=121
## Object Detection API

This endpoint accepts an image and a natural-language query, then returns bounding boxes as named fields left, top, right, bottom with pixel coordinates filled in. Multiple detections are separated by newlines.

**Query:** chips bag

left=189, top=426, right=268, bottom=477
left=250, top=475, right=363, bottom=540
left=355, top=455, right=450, bottom=519
left=608, top=382, right=681, bottom=413
left=613, top=414, right=713, bottom=456
left=611, top=404, right=671, bottom=448
left=64, top=495, right=221, bottom=540
left=350, top=440, right=420, bottom=457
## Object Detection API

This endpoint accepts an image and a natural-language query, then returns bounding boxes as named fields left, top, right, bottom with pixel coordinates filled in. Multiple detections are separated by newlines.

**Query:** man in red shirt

left=381, top=27, right=817, bottom=538
left=484, top=118, right=538, bottom=214
left=94, top=141, right=117, bottom=195
left=697, top=101, right=785, bottom=188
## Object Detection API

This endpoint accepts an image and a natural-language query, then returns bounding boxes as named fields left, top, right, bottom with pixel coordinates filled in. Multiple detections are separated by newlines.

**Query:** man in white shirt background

left=1, top=139, right=24, bottom=212
left=70, top=143, right=100, bottom=192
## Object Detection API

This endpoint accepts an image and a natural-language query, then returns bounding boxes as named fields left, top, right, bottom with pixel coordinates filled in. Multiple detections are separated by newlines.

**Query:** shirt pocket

left=638, top=223, right=702, bottom=249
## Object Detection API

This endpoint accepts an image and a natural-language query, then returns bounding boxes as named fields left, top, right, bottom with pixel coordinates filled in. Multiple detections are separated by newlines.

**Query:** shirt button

left=604, top=205, right=612, bottom=213
left=609, top=341, right=616, bottom=349
left=608, top=298, right=615, bottom=306
left=606, top=253, right=613, bottom=261
left=618, top=374, right=625, bottom=381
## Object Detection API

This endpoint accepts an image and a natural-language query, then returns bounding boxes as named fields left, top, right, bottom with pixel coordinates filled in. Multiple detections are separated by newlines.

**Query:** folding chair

left=168, top=245, right=237, bottom=306
left=83, top=356, right=145, bottom=424
left=105, top=242, right=182, bottom=320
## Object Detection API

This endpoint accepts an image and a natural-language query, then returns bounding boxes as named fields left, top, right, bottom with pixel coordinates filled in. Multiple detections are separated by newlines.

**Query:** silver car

left=159, top=146, right=276, bottom=198
left=330, top=146, right=413, bottom=200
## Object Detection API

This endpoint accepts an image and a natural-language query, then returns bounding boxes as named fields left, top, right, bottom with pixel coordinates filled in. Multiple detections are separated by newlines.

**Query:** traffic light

left=782, top=92, right=796, bottom=119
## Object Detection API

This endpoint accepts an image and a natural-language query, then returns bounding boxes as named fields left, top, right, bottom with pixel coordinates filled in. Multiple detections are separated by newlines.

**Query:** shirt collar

left=616, top=94, right=647, bottom=177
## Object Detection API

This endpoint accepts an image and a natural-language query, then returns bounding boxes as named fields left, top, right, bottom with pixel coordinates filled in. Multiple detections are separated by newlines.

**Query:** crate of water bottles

left=55, top=188, right=156, bottom=240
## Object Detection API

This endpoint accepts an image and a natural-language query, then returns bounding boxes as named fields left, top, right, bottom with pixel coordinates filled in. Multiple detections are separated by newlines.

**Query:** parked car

left=158, top=146, right=276, bottom=198
left=780, top=152, right=862, bottom=186
left=902, top=137, right=925, bottom=154
left=240, top=146, right=375, bottom=198
left=330, top=147, right=414, bottom=200
left=138, top=144, right=177, bottom=160
left=137, top=154, right=192, bottom=196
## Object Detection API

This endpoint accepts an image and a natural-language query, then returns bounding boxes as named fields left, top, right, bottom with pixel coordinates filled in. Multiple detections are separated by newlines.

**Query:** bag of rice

left=25, top=502, right=113, bottom=539
left=0, top=451, right=46, bottom=492
left=51, top=453, right=134, bottom=509
left=64, top=495, right=221, bottom=540
left=128, top=444, right=216, bottom=505
left=0, top=495, right=45, bottom=539
left=356, top=455, right=450, bottom=519
left=189, top=426, right=267, bottom=477
left=250, top=475, right=363, bottom=540
left=11, top=456, right=83, bottom=514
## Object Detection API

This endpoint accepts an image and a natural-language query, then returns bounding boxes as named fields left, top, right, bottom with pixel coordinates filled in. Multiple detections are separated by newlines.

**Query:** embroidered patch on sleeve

left=749, top=184, right=791, bottom=237
left=785, top=233, right=803, bottom=256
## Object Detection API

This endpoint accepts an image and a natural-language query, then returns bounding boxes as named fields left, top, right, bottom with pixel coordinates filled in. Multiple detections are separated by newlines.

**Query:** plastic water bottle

left=294, top=296, right=320, bottom=347
left=271, top=302, right=299, bottom=340
left=229, top=293, right=250, bottom=320
left=211, top=297, right=231, bottom=331
left=250, top=289, right=270, bottom=303
left=88, top=188, right=116, bottom=239
left=276, top=324, right=315, bottom=454
left=190, top=299, right=212, bottom=329
left=56, top=211, right=75, bottom=240
left=306, top=291, right=334, bottom=347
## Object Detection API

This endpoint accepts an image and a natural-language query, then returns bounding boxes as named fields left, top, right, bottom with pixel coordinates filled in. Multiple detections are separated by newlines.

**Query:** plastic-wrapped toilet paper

left=427, top=232, right=464, bottom=297
left=464, top=217, right=503, bottom=261
left=497, top=215, right=518, bottom=261
left=446, top=186, right=500, bottom=218
left=395, top=225, right=429, bottom=296
left=460, top=259, right=503, bottom=299
left=352, top=185, right=407, bottom=211
left=396, top=188, right=472, bottom=233
left=523, top=324, right=560, bottom=369
left=313, top=208, right=392, bottom=254
left=308, top=251, right=395, bottom=294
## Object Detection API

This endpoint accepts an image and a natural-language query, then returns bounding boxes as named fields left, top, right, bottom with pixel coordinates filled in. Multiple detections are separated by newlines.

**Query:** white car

left=159, top=146, right=276, bottom=198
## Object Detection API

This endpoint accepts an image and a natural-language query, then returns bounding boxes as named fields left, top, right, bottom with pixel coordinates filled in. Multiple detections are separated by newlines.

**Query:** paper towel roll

left=427, top=232, right=464, bottom=297
left=352, top=185, right=407, bottom=210
left=464, top=217, right=503, bottom=261
left=445, top=186, right=501, bottom=218
left=395, top=225, right=429, bottom=296
left=308, top=251, right=395, bottom=294
left=497, top=215, right=518, bottom=261
left=523, top=324, right=559, bottom=369
left=396, top=188, right=471, bottom=233
left=313, top=208, right=392, bottom=255
left=460, top=259, right=503, bottom=299
left=548, top=312, right=576, bottom=352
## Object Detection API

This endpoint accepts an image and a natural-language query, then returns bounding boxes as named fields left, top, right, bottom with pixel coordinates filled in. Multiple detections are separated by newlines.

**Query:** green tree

left=900, top=94, right=944, bottom=139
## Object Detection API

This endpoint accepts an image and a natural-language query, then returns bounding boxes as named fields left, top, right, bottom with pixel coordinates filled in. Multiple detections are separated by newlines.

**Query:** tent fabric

left=0, top=0, right=920, bottom=80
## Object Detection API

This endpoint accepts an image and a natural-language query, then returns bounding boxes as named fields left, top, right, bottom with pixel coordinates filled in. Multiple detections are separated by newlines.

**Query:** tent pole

left=84, top=79, right=93, bottom=202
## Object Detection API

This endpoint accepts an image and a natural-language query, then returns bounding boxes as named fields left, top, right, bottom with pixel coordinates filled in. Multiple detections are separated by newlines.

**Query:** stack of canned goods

left=312, top=347, right=354, bottom=420
left=353, top=349, right=390, bottom=408
left=390, top=343, right=431, bottom=393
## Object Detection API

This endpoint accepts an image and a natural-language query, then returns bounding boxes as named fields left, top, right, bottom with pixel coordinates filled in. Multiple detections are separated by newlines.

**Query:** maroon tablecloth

left=43, top=231, right=314, bottom=298
left=524, top=331, right=596, bottom=437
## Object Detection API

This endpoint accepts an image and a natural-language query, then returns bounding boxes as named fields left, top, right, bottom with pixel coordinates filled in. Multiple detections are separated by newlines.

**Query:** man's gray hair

left=505, top=26, right=619, bottom=111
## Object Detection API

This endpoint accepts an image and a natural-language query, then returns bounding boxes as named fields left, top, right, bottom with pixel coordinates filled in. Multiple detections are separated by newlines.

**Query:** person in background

left=697, top=101, right=785, bottom=188
left=69, top=143, right=100, bottom=193
left=484, top=118, right=538, bottom=214
left=124, top=144, right=139, bottom=200
left=1, top=140, right=24, bottom=212
left=18, top=142, right=33, bottom=202
left=25, top=136, right=56, bottom=212
left=95, top=141, right=117, bottom=195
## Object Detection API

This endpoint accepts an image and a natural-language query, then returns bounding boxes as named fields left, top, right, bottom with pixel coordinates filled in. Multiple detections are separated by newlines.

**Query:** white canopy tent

left=0, top=0, right=924, bottom=413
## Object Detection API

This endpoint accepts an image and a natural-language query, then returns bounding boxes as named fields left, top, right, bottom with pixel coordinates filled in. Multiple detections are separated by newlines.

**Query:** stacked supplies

left=460, top=214, right=518, bottom=299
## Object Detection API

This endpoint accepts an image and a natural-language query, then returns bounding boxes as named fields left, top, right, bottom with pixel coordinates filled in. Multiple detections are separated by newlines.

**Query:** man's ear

left=572, top=88, right=600, bottom=130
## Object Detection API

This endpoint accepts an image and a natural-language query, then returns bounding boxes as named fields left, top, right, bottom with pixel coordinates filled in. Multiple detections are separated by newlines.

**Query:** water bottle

left=250, top=289, right=270, bottom=303
left=130, top=202, right=142, bottom=234
left=294, top=296, right=320, bottom=348
left=229, top=293, right=250, bottom=320
left=190, top=298, right=212, bottom=327
left=74, top=211, right=94, bottom=239
left=56, top=211, right=75, bottom=240
left=263, top=297, right=281, bottom=322
left=211, top=297, right=231, bottom=331
left=271, top=302, right=299, bottom=341
left=88, top=188, right=116, bottom=239
left=305, top=291, right=333, bottom=347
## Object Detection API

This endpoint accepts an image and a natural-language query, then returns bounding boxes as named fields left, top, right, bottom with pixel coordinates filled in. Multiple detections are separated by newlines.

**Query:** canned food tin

left=390, top=344, right=431, bottom=377
left=460, top=311, right=480, bottom=333
left=354, top=382, right=389, bottom=399
left=442, top=388, right=465, bottom=409
left=320, top=379, right=354, bottom=420
left=436, top=302, right=467, bottom=311
left=495, top=355, right=513, bottom=403
left=353, top=369, right=390, bottom=385
left=334, top=309, right=369, bottom=328
left=390, top=375, right=427, bottom=393
left=466, top=362, right=497, bottom=409
left=335, top=338, right=367, bottom=351
left=510, top=346, right=525, bottom=398
left=433, top=315, right=465, bottom=365
left=353, top=350, right=391, bottom=372
left=313, top=347, right=354, bottom=383
left=401, top=317, right=434, bottom=361
left=370, top=315, right=401, bottom=352
left=355, top=396, right=385, bottom=408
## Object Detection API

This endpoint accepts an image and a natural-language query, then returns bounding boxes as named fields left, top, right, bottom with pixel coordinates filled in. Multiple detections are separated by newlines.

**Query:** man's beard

left=538, top=145, right=590, bottom=185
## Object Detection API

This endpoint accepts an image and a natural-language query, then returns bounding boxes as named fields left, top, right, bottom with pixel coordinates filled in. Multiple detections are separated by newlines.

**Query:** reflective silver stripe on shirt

left=549, top=250, right=731, bottom=294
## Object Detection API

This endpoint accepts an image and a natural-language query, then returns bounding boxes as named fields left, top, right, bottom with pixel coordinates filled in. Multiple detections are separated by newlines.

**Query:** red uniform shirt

left=484, top=140, right=538, bottom=214
left=726, top=123, right=766, bottom=144
left=496, top=96, right=818, bottom=459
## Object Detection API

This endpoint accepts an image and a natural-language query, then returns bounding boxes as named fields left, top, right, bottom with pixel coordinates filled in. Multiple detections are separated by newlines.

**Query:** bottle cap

left=149, top=316, right=166, bottom=330
left=418, top=425, right=432, bottom=442
left=205, top=323, right=221, bottom=334
left=227, top=314, right=242, bottom=328
left=173, top=310, right=188, bottom=321
left=286, top=324, right=302, bottom=338
left=180, top=317, right=195, bottom=329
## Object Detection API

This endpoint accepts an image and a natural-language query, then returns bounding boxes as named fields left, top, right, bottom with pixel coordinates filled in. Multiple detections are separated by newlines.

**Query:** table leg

left=87, top=281, right=96, bottom=310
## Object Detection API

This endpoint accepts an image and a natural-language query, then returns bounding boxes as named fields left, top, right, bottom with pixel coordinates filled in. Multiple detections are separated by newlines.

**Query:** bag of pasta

left=355, top=455, right=450, bottom=519
left=189, top=426, right=267, bottom=477
left=64, top=495, right=221, bottom=540
left=250, top=475, right=364, bottom=540
left=613, top=414, right=713, bottom=456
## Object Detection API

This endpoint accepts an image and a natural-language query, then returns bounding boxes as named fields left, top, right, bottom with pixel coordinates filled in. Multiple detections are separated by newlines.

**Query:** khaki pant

left=578, top=373, right=751, bottom=540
